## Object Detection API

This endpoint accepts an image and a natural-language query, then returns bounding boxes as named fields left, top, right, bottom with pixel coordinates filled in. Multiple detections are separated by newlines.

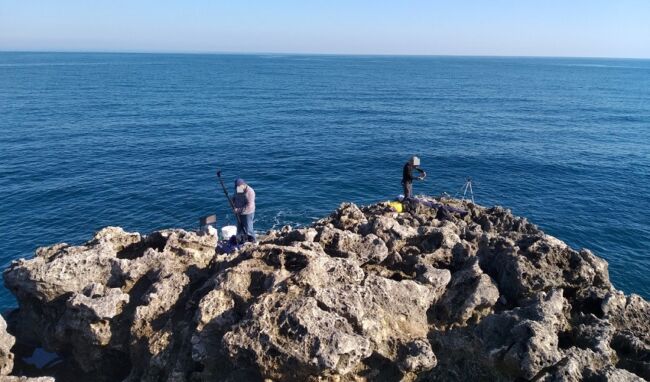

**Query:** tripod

left=458, top=177, right=475, bottom=203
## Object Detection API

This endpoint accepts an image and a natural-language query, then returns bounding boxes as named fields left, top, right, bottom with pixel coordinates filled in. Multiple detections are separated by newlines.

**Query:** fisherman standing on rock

left=402, top=156, right=426, bottom=199
left=233, top=178, right=257, bottom=243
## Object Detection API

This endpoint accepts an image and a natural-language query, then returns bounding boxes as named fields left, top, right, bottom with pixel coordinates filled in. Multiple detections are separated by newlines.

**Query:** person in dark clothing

left=402, top=156, right=426, bottom=199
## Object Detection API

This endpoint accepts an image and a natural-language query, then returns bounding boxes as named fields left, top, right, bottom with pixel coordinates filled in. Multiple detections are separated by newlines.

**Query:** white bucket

left=221, top=225, right=237, bottom=240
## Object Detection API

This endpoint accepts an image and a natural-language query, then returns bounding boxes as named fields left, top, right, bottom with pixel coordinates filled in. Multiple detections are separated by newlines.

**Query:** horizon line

left=1, top=49, right=649, bottom=61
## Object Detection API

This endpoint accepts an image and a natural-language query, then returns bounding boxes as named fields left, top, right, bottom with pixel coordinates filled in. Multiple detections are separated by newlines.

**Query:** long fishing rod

left=216, top=170, right=243, bottom=228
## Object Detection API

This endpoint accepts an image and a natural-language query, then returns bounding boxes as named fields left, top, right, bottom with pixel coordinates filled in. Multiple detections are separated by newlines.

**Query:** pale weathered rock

left=398, top=339, right=437, bottom=373
left=223, top=294, right=372, bottom=379
left=476, top=289, right=570, bottom=380
left=2, top=199, right=648, bottom=382
left=366, top=215, right=418, bottom=245
left=330, top=203, right=368, bottom=232
left=598, top=366, right=646, bottom=381
left=219, top=249, right=441, bottom=379
left=0, top=316, right=15, bottom=376
left=432, top=258, right=499, bottom=326
left=315, top=226, right=389, bottom=264
left=416, top=264, right=451, bottom=296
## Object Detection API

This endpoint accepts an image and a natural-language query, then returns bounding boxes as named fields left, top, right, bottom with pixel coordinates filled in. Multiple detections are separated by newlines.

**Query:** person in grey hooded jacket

left=233, top=178, right=256, bottom=243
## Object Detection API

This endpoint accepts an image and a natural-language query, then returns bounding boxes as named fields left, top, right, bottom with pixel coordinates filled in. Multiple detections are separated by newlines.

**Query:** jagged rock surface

left=0, top=316, right=50, bottom=382
left=0, top=316, right=15, bottom=376
left=3, top=198, right=649, bottom=381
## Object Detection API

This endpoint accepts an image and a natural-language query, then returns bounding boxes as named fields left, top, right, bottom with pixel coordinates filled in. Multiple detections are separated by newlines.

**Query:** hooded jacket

left=233, top=181, right=256, bottom=215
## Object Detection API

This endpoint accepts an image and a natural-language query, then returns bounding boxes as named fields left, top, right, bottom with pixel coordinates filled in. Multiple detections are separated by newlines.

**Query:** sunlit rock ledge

left=2, top=197, right=648, bottom=381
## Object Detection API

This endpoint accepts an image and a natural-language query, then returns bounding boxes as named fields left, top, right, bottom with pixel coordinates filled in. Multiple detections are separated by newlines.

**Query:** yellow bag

left=388, top=201, right=403, bottom=213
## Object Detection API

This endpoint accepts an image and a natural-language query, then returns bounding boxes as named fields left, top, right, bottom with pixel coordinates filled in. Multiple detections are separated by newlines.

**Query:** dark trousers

left=403, top=181, right=413, bottom=199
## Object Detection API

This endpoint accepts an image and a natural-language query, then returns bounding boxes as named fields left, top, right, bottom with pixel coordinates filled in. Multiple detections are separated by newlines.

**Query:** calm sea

left=1, top=52, right=649, bottom=308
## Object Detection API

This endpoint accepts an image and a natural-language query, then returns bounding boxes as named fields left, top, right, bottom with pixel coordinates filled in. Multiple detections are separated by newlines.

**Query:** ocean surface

left=1, top=52, right=649, bottom=309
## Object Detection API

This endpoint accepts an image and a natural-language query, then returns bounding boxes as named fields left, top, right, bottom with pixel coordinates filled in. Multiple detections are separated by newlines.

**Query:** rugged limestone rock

left=431, top=258, right=499, bottom=327
left=0, top=316, right=15, bottom=376
left=475, top=289, right=570, bottom=379
left=0, top=311, right=49, bottom=382
left=2, top=197, right=648, bottom=381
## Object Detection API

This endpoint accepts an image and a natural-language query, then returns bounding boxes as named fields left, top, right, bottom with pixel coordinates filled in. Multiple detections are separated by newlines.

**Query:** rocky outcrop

left=2, top=198, right=649, bottom=381
left=0, top=312, right=53, bottom=381
left=0, top=316, right=15, bottom=376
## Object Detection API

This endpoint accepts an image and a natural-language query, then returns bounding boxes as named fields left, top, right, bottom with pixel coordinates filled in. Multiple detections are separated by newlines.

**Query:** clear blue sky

left=1, top=0, right=649, bottom=58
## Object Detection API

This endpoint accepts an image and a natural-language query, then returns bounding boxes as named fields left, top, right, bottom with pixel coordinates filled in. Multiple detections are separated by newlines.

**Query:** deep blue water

left=1, top=52, right=649, bottom=308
